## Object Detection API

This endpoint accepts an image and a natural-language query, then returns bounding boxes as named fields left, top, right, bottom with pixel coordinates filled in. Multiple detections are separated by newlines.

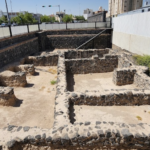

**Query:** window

left=148, top=8, right=150, bottom=12
left=142, top=9, right=144, bottom=13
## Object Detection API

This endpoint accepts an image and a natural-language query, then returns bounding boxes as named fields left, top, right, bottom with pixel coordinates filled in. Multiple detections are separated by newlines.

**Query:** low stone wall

left=0, top=38, right=39, bottom=68
left=113, top=68, right=136, bottom=86
left=0, top=71, right=27, bottom=87
left=46, top=34, right=111, bottom=49
left=7, top=64, right=35, bottom=75
left=0, top=87, right=17, bottom=106
left=20, top=53, right=58, bottom=66
left=65, top=49, right=109, bottom=59
left=134, top=71, right=150, bottom=90
left=65, top=54, right=118, bottom=74
left=68, top=90, right=150, bottom=106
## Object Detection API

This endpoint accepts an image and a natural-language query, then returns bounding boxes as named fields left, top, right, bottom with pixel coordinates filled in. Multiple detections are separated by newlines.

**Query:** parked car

left=0, top=23, right=8, bottom=27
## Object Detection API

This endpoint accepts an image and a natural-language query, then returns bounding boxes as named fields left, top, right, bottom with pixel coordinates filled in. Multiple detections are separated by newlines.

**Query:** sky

left=0, top=0, right=108, bottom=16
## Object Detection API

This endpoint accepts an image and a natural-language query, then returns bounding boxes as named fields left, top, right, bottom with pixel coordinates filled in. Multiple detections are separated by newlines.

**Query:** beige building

left=108, top=0, right=143, bottom=16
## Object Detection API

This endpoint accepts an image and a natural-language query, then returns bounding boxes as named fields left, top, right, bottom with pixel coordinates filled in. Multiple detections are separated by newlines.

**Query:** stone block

left=0, top=87, right=17, bottom=106
left=0, top=71, right=27, bottom=87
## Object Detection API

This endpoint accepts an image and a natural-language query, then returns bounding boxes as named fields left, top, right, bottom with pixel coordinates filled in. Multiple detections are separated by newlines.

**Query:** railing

left=0, top=22, right=110, bottom=39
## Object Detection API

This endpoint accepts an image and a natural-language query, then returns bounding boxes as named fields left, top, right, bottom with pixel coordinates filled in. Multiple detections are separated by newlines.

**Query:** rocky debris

left=7, top=64, right=35, bottom=75
left=0, top=86, right=17, bottom=106
left=0, top=71, right=27, bottom=87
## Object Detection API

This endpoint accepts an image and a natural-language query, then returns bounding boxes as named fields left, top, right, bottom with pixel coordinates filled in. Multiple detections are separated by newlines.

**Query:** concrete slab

left=73, top=72, right=139, bottom=92
left=0, top=66, right=57, bottom=129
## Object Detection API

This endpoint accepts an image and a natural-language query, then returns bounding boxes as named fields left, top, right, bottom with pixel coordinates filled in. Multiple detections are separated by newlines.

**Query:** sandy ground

left=0, top=66, right=57, bottom=129
left=73, top=72, right=139, bottom=92
left=74, top=105, right=150, bottom=124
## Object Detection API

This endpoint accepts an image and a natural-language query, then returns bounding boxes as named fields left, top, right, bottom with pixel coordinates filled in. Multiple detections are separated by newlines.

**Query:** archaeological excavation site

left=1, top=29, right=150, bottom=150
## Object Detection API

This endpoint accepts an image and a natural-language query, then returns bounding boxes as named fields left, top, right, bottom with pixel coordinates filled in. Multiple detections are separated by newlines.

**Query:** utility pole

left=5, top=0, right=11, bottom=25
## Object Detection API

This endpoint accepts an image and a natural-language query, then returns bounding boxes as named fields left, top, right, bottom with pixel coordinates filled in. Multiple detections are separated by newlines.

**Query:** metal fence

left=0, top=22, right=110, bottom=39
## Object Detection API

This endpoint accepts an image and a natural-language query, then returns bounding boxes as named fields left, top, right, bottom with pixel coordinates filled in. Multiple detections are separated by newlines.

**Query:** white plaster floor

left=0, top=66, right=57, bottom=129
left=74, top=72, right=139, bottom=92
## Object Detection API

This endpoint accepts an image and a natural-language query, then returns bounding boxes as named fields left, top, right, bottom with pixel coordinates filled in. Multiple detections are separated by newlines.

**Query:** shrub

left=134, top=55, right=150, bottom=70
left=51, top=80, right=57, bottom=85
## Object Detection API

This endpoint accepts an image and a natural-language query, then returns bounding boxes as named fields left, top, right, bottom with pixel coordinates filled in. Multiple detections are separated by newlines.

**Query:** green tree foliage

left=11, top=12, right=38, bottom=24
left=62, top=14, right=73, bottom=23
left=0, top=16, right=8, bottom=24
left=40, top=15, right=55, bottom=23
left=134, top=55, right=150, bottom=71
left=75, top=15, right=85, bottom=21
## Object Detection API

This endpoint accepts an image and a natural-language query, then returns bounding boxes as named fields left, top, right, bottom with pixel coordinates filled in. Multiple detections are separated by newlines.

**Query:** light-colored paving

left=0, top=66, right=57, bottom=129
left=74, top=105, right=150, bottom=124
left=74, top=72, right=139, bottom=92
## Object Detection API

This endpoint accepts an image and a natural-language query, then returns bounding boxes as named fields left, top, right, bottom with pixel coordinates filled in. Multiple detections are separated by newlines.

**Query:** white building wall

left=112, top=12, right=150, bottom=55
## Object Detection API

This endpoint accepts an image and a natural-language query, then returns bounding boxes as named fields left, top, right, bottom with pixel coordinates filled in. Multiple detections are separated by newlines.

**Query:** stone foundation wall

left=113, top=68, right=136, bottom=86
left=65, top=54, right=118, bottom=74
left=65, top=49, right=109, bottom=59
left=46, top=34, right=111, bottom=49
left=0, top=71, right=27, bottom=87
left=0, top=38, right=39, bottom=68
left=7, top=64, right=35, bottom=75
left=0, top=87, right=17, bottom=106
left=69, top=90, right=150, bottom=106
left=20, top=54, right=58, bottom=66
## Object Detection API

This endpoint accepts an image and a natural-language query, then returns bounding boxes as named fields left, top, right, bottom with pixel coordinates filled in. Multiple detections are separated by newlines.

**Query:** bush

left=134, top=55, right=150, bottom=70
left=51, top=80, right=57, bottom=85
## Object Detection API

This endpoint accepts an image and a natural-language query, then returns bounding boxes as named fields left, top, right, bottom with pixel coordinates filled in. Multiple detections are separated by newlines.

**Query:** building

left=55, top=11, right=65, bottom=22
left=108, top=0, right=143, bottom=17
left=95, top=6, right=105, bottom=14
left=83, top=9, right=93, bottom=20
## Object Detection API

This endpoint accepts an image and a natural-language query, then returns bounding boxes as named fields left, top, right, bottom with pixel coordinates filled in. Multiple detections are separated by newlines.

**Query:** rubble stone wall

left=65, top=49, right=109, bottom=59
left=65, top=54, right=118, bottom=74
left=0, top=71, right=27, bottom=87
left=7, top=64, right=35, bottom=75
left=0, top=38, right=39, bottom=68
left=113, top=68, right=137, bottom=86
left=69, top=90, right=150, bottom=106
left=20, top=54, right=58, bottom=66
left=46, top=34, right=111, bottom=49
left=0, top=32, right=37, bottom=50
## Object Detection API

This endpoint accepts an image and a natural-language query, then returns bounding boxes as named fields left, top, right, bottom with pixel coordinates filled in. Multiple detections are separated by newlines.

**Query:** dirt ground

left=0, top=66, right=57, bottom=129
left=73, top=72, right=139, bottom=92
left=74, top=105, right=150, bottom=124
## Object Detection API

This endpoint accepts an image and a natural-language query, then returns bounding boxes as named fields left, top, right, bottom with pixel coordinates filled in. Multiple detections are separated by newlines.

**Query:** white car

left=0, top=23, right=8, bottom=27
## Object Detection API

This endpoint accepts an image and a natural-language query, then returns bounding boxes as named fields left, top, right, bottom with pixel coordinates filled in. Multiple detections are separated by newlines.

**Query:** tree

left=0, top=16, right=8, bottom=24
left=11, top=12, right=37, bottom=24
left=75, top=16, right=85, bottom=21
left=40, top=15, right=56, bottom=23
left=62, top=14, right=73, bottom=23
left=40, top=15, right=50, bottom=22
